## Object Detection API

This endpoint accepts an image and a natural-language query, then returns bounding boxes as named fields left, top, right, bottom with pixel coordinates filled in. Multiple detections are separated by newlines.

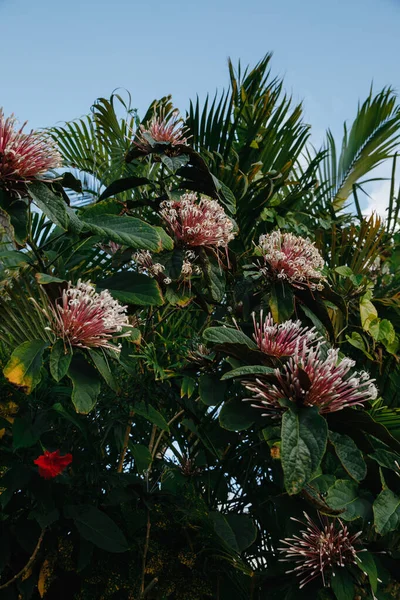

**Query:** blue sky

left=2, top=0, right=400, bottom=210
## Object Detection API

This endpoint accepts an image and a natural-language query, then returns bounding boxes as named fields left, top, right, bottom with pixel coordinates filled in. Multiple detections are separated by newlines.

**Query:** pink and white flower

left=0, top=109, right=61, bottom=189
left=256, top=230, right=326, bottom=291
left=279, top=512, right=362, bottom=588
left=252, top=311, right=320, bottom=358
left=244, top=344, right=377, bottom=416
left=135, top=110, right=189, bottom=151
left=48, top=280, right=131, bottom=352
left=160, top=193, right=235, bottom=250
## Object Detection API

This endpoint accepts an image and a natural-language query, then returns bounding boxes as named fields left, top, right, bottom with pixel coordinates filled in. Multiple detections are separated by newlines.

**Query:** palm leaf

left=318, top=87, right=400, bottom=211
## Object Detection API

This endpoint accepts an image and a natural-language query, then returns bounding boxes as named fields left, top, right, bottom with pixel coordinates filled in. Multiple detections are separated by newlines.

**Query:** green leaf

left=281, top=406, right=328, bottom=495
left=369, top=319, right=396, bottom=345
left=36, top=273, right=65, bottom=285
left=0, top=250, right=31, bottom=268
left=360, top=293, right=378, bottom=332
left=65, top=505, right=129, bottom=553
left=219, top=398, right=256, bottom=431
left=27, top=181, right=69, bottom=230
left=52, top=403, right=87, bottom=439
left=209, top=512, right=239, bottom=553
left=199, top=374, right=226, bottom=406
left=203, top=327, right=257, bottom=349
left=269, top=282, right=294, bottom=322
left=355, top=552, right=378, bottom=593
left=6, top=201, right=29, bottom=245
left=134, top=401, right=170, bottom=432
left=325, top=479, right=358, bottom=513
left=210, top=512, right=256, bottom=554
left=329, top=431, right=367, bottom=482
left=4, top=340, right=48, bottom=394
left=180, top=376, right=196, bottom=398
left=335, top=266, right=353, bottom=277
left=97, top=272, right=163, bottom=306
left=205, top=260, right=226, bottom=302
left=224, top=514, right=257, bottom=552
left=130, top=443, right=152, bottom=474
left=81, top=198, right=121, bottom=218
left=98, top=176, right=150, bottom=201
left=160, top=153, right=190, bottom=172
left=328, top=408, right=400, bottom=454
left=373, top=489, right=400, bottom=534
left=369, top=448, right=400, bottom=471
left=216, top=180, right=236, bottom=215
left=68, top=358, right=101, bottom=414
left=165, top=284, right=193, bottom=307
left=153, top=226, right=174, bottom=251
left=164, top=249, right=184, bottom=278
left=50, top=340, right=72, bottom=382
left=88, top=349, right=119, bottom=392
left=221, top=365, right=275, bottom=380
left=80, top=214, right=162, bottom=252
left=331, top=567, right=355, bottom=600
left=13, top=415, right=46, bottom=450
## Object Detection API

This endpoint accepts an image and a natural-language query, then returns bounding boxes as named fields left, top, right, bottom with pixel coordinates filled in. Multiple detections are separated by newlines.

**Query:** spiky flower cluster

left=160, top=193, right=235, bottom=250
left=245, top=343, right=377, bottom=416
left=252, top=311, right=320, bottom=358
left=48, top=280, right=131, bottom=351
left=256, top=230, right=326, bottom=291
left=0, top=109, right=61, bottom=191
left=133, top=250, right=166, bottom=277
left=135, top=110, right=189, bottom=152
left=279, top=513, right=362, bottom=588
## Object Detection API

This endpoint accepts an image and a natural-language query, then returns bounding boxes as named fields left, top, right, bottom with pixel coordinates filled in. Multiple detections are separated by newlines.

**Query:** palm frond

left=318, top=87, right=400, bottom=211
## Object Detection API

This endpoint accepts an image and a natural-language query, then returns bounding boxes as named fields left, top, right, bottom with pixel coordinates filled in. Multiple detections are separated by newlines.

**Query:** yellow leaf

left=38, top=558, right=53, bottom=598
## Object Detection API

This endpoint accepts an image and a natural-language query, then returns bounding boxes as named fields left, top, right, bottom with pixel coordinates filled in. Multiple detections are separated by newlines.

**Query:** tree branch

left=0, top=529, right=45, bottom=590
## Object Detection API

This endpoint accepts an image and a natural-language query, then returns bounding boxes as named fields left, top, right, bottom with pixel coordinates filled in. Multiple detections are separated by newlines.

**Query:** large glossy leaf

left=221, top=365, right=275, bottom=380
left=199, top=374, right=226, bottom=406
left=331, top=568, right=355, bottom=600
left=219, top=398, right=256, bottom=431
left=281, top=406, right=328, bottom=495
left=269, top=282, right=294, bottom=323
left=68, top=358, right=101, bottom=414
left=27, top=181, right=69, bottom=230
left=130, top=443, right=152, bottom=474
left=4, top=340, right=48, bottom=394
left=13, top=415, right=47, bottom=450
left=98, top=176, right=151, bottom=201
left=224, top=514, right=257, bottom=552
left=373, top=489, right=400, bottom=535
left=97, top=272, right=163, bottom=306
left=325, top=479, right=363, bottom=520
left=80, top=214, right=162, bottom=252
left=203, top=327, right=257, bottom=349
left=209, top=512, right=239, bottom=553
left=50, top=339, right=72, bottom=382
left=88, top=349, right=119, bottom=392
left=65, top=505, right=129, bottom=553
left=369, top=448, right=400, bottom=471
left=328, top=431, right=367, bottom=482
left=355, top=552, right=378, bottom=594
left=134, top=401, right=170, bottom=432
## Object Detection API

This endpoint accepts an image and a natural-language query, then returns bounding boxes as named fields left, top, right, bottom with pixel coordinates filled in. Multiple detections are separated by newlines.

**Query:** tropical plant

left=0, top=54, right=400, bottom=600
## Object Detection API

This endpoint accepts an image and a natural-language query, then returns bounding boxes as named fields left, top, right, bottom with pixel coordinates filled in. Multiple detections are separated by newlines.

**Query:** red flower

left=34, top=450, right=72, bottom=479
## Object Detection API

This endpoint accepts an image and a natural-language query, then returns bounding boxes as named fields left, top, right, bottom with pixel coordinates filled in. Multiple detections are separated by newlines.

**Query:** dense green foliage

left=1, top=55, right=400, bottom=600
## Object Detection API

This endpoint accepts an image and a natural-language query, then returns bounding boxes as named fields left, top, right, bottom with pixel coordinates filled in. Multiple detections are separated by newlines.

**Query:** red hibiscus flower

left=34, top=450, right=72, bottom=479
